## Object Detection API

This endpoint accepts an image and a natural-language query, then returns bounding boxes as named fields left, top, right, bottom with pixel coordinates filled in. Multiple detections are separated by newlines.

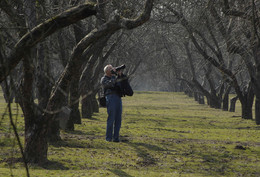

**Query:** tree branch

left=0, top=2, right=97, bottom=83
left=44, top=0, right=154, bottom=117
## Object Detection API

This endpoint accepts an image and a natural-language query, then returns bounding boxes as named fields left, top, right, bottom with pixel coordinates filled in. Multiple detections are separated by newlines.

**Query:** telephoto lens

left=115, top=64, right=126, bottom=71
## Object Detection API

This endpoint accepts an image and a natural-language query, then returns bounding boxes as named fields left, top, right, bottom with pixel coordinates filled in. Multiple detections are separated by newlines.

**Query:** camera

left=111, top=64, right=126, bottom=75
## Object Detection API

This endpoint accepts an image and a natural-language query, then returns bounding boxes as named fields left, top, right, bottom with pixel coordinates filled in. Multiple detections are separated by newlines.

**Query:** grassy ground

left=0, top=91, right=260, bottom=177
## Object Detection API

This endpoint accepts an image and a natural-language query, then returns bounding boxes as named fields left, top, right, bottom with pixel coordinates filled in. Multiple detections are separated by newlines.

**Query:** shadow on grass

left=40, top=160, right=69, bottom=170
left=132, top=142, right=166, bottom=151
left=64, top=129, right=102, bottom=137
left=109, top=169, right=133, bottom=177
left=0, top=157, right=23, bottom=165
left=65, top=130, right=86, bottom=135
left=236, top=126, right=260, bottom=130
left=122, top=141, right=165, bottom=167
left=0, top=158, right=68, bottom=170
left=49, top=139, right=90, bottom=148
left=82, top=117, right=99, bottom=121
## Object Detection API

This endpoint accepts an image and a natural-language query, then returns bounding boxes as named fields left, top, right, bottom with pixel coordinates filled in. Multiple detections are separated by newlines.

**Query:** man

left=100, top=64, right=123, bottom=142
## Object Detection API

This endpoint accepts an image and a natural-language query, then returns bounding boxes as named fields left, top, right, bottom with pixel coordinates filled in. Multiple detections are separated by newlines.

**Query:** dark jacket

left=100, top=75, right=122, bottom=96
left=100, top=74, right=134, bottom=97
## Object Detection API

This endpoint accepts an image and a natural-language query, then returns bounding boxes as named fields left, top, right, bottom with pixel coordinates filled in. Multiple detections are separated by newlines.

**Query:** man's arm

left=101, top=76, right=116, bottom=89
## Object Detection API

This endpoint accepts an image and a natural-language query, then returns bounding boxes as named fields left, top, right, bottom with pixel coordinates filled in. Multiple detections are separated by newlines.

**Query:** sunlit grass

left=0, top=91, right=260, bottom=176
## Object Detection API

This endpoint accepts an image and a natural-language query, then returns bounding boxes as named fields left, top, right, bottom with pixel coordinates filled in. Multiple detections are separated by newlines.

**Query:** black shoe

left=113, top=139, right=120, bottom=142
left=106, top=139, right=112, bottom=142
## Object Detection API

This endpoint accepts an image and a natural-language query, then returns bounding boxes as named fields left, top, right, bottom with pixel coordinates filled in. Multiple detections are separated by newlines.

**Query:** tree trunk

left=91, top=92, right=99, bottom=113
left=198, top=94, right=205, bottom=104
left=65, top=113, right=75, bottom=131
left=57, top=30, right=69, bottom=67
left=64, top=20, right=88, bottom=130
left=194, top=92, right=198, bottom=102
left=240, top=83, right=254, bottom=119
left=241, top=103, right=253, bottom=119
left=1, top=81, right=14, bottom=103
left=229, top=96, right=238, bottom=112
left=210, top=98, right=221, bottom=109
left=81, top=96, right=88, bottom=118
left=36, top=43, right=61, bottom=141
left=222, top=93, right=229, bottom=111
left=188, top=90, right=193, bottom=97
left=36, top=43, right=52, bottom=110
left=254, top=45, right=260, bottom=124
left=222, top=86, right=231, bottom=111
left=24, top=123, right=48, bottom=164
left=255, top=98, right=260, bottom=125
left=21, top=57, right=36, bottom=141
left=82, top=95, right=93, bottom=119
left=67, top=78, right=81, bottom=129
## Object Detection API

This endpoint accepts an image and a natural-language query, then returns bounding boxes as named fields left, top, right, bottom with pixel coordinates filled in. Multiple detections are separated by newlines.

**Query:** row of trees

left=166, top=0, right=260, bottom=124
left=0, top=0, right=154, bottom=165
left=130, top=0, right=260, bottom=124
left=0, top=0, right=259, bottom=167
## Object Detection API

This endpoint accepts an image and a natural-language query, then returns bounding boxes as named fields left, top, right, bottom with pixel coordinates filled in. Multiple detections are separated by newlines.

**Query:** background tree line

left=0, top=0, right=259, bottom=166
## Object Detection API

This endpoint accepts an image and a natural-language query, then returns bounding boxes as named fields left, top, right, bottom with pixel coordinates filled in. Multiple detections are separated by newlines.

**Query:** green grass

left=0, top=91, right=260, bottom=177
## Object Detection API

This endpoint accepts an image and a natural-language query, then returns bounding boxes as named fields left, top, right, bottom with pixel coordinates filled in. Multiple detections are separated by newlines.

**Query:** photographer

left=100, top=64, right=133, bottom=142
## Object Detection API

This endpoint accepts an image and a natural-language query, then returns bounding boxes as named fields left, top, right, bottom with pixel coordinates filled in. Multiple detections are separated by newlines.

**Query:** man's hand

left=111, top=68, right=117, bottom=75
left=117, top=70, right=122, bottom=76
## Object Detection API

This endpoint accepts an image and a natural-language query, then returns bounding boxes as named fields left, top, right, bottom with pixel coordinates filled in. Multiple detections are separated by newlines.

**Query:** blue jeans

left=106, top=94, right=122, bottom=141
